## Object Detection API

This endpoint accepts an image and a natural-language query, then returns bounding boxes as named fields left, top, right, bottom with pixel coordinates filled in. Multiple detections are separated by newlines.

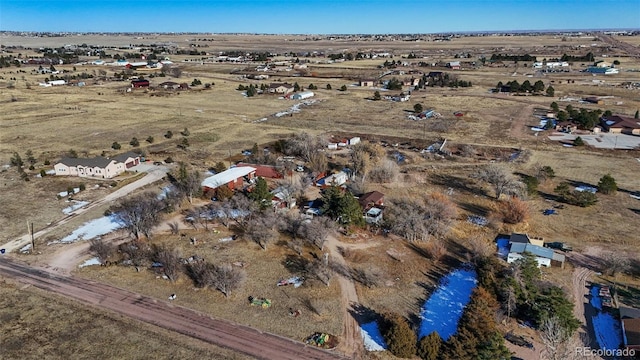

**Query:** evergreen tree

left=373, top=90, right=381, bottom=100
left=597, top=173, right=617, bottom=195
left=293, top=82, right=300, bottom=92
left=249, top=177, right=271, bottom=209
left=417, top=331, right=442, bottom=360
left=340, top=84, right=347, bottom=91
left=381, top=313, right=417, bottom=358
left=326, top=84, right=332, bottom=90
left=573, top=136, right=584, bottom=146
left=414, top=103, right=423, bottom=113
left=635, top=110, right=639, bottom=119
left=546, top=85, right=555, bottom=97
left=550, top=102, right=559, bottom=112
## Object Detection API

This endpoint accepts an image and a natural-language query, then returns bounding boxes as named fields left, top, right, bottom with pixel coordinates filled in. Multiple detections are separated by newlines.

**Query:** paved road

left=0, top=167, right=168, bottom=253
left=0, top=258, right=346, bottom=360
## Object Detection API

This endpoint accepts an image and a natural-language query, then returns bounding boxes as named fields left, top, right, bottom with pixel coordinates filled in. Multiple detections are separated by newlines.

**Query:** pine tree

left=417, top=331, right=442, bottom=360
left=249, top=177, right=271, bottom=209
left=381, top=313, right=417, bottom=358
left=597, top=173, right=617, bottom=195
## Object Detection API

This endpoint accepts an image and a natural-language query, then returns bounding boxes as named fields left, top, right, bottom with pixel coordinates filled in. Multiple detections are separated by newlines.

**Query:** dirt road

left=325, top=234, right=365, bottom=359
left=0, top=167, right=168, bottom=253
left=0, top=258, right=345, bottom=360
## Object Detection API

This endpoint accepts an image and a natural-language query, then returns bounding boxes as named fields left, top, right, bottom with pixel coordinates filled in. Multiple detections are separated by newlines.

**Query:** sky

left=1, top=0, right=639, bottom=34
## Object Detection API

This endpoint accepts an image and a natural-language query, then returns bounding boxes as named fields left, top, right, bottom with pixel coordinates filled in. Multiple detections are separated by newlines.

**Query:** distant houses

left=54, top=152, right=141, bottom=179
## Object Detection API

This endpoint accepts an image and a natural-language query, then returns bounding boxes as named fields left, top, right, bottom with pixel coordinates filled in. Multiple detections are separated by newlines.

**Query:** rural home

left=359, top=79, right=375, bottom=87
left=39, top=80, right=67, bottom=87
left=131, top=79, right=150, bottom=88
left=358, top=191, right=385, bottom=224
left=316, top=171, right=348, bottom=187
left=585, top=67, right=619, bottom=75
left=236, top=163, right=283, bottom=179
left=507, top=243, right=565, bottom=268
left=54, top=151, right=140, bottom=179
left=268, top=83, right=294, bottom=95
left=385, top=93, right=411, bottom=102
left=403, top=78, right=420, bottom=87
left=201, top=166, right=256, bottom=192
left=600, top=115, right=640, bottom=135
left=291, top=91, right=314, bottom=100
left=446, top=61, right=461, bottom=70
left=584, top=96, right=604, bottom=105
left=509, top=232, right=544, bottom=247
left=358, top=191, right=385, bottom=210
left=348, top=137, right=361, bottom=146
left=271, top=187, right=296, bottom=209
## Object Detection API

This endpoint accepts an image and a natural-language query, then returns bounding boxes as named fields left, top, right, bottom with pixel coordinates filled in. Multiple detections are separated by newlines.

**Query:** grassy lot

left=0, top=280, right=249, bottom=360
left=78, top=229, right=343, bottom=342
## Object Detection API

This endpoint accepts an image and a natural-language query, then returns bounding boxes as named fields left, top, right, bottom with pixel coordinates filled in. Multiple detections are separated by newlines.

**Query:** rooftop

left=509, top=243, right=563, bottom=262
left=201, top=166, right=256, bottom=189
left=622, top=318, right=640, bottom=346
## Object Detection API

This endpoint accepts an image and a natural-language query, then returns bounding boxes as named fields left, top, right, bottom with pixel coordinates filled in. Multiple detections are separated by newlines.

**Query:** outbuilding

left=291, top=91, right=314, bottom=100
left=201, top=166, right=256, bottom=192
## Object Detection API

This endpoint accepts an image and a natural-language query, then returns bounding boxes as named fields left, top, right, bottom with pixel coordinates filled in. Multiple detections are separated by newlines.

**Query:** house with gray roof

left=54, top=152, right=140, bottom=179
left=507, top=242, right=565, bottom=268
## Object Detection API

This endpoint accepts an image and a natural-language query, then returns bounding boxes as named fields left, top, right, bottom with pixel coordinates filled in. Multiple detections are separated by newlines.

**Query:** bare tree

left=211, top=263, right=246, bottom=298
left=351, top=146, right=371, bottom=179
left=168, top=221, right=180, bottom=235
left=244, top=211, right=278, bottom=250
left=350, top=266, right=383, bottom=288
left=118, top=240, right=152, bottom=267
left=540, top=316, right=580, bottom=360
left=187, top=261, right=246, bottom=298
left=152, top=245, right=182, bottom=282
left=111, top=192, right=164, bottom=239
left=602, top=252, right=630, bottom=286
left=299, top=216, right=334, bottom=249
left=89, top=239, right=114, bottom=263
left=425, top=238, right=447, bottom=264
left=307, top=152, right=328, bottom=173
left=368, top=159, right=399, bottom=183
left=460, top=144, right=476, bottom=158
left=467, top=234, right=493, bottom=261
left=474, top=164, right=524, bottom=199
left=172, top=162, right=202, bottom=204
left=306, top=257, right=334, bottom=286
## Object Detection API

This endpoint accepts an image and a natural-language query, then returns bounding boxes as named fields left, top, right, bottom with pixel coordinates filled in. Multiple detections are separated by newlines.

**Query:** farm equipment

left=277, top=276, right=304, bottom=288
left=305, top=333, right=330, bottom=347
left=248, top=296, right=272, bottom=308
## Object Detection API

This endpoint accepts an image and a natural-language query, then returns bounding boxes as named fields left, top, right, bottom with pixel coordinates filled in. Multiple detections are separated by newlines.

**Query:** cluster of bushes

left=550, top=103, right=602, bottom=129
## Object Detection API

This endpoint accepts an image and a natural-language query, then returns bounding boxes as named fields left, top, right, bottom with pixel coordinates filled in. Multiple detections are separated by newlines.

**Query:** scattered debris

left=169, top=294, right=177, bottom=300
left=19, top=244, right=32, bottom=254
left=277, top=276, right=304, bottom=288
left=219, top=235, right=238, bottom=243
left=505, top=332, right=534, bottom=349
left=249, top=296, right=272, bottom=308
left=304, top=333, right=338, bottom=349
left=575, top=186, right=597, bottom=193
left=467, top=215, right=488, bottom=226
left=542, top=209, right=558, bottom=216
left=288, top=308, right=302, bottom=317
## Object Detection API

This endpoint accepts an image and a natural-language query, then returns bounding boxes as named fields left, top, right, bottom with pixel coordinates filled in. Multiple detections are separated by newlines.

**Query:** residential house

left=585, top=67, right=619, bottom=75
left=268, top=83, right=294, bottom=95
left=403, top=77, right=420, bottom=87
left=359, top=79, right=375, bottom=87
left=507, top=243, right=565, bottom=268
left=271, top=187, right=296, bottom=210
left=584, top=96, right=604, bottom=105
left=446, top=61, right=461, bottom=70
left=201, top=166, right=256, bottom=192
left=316, top=171, right=348, bottom=187
left=131, top=79, right=150, bottom=88
left=600, top=115, right=640, bottom=135
left=54, top=151, right=141, bottom=179
left=159, top=81, right=180, bottom=90
left=236, top=163, right=283, bottom=179
left=509, top=232, right=545, bottom=247
left=358, top=191, right=385, bottom=224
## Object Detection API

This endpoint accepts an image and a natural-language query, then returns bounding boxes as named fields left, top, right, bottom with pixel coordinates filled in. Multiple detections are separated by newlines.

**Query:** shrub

left=573, top=136, right=584, bottom=146
left=164, top=156, right=173, bottom=164
left=498, top=197, right=530, bottom=224
left=146, top=136, right=154, bottom=144
left=129, top=137, right=140, bottom=147
left=522, top=175, right=539, bottom=196
left=597, top=174, right=617, bottom=195
left=164, top=130, right=173, bottom=139
left=418, top=331, right=442, bottom=360
left=111, top=141, right=121, bottom=150
left=40, top=169, right=46, bottom=177
left=44, top=159, right=50, bottom=165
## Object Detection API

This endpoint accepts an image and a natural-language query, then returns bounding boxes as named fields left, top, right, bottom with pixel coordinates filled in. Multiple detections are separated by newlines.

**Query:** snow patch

left=79, top=257, right=102, bottom=268
left=58, top=187, right=80, bottom=198
left=62, top=200, right=89, bottom=215
left=49, top=215, right=122, bottom=244
left=360, top=321, right=387, bottom=351
left=575, top=186, right=597, bottom=193
left=19, top=244, right=32, bottom=253
left=419, top=268, right=478, bottom=341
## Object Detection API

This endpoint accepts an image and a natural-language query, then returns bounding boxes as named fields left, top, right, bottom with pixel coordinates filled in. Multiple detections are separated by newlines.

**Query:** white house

left=348, top=137, right=361, bottom=146
left=316, top=171, right=348, bottom=187
left=54, top=151, right=140, bottom=179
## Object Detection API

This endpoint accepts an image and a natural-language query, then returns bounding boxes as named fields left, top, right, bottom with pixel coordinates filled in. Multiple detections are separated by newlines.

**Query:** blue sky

left=1, top=0, right=638, bottom=34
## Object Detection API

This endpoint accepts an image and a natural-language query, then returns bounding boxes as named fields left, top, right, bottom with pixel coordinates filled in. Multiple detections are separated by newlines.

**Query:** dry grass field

left=2, top=32, right=640, bottom=357
left=0, top=280, right=250, bottom=360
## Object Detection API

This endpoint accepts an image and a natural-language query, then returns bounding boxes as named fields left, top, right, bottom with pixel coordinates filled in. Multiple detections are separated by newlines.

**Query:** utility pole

left=27, top=220, right=34, bottom=253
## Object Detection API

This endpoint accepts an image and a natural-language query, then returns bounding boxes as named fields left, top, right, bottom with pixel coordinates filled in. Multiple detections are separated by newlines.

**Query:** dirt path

left=509, top=103, right=537, bottom=139
left=325, top=234, right=365, bottom=359
left=1, top=167, right=168, bottom=253
left=0, top=258, right=345, bottom=360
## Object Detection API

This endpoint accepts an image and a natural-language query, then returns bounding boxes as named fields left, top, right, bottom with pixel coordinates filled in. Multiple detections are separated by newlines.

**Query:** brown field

left=2, top=32, right=640, bottom=358
left=0, top=280, right=251, bottom=360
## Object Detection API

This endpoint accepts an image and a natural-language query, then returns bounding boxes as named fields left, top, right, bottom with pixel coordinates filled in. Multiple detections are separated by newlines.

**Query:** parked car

left=545, top=242, right=573, bottom=252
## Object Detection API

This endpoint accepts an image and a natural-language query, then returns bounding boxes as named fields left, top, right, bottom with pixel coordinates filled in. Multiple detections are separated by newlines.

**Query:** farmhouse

left=359, top=79, right=375, bottom=87
left=131, top=79, right=150, bottom=88
left=507, top=243, right=565, bottom=268
left=201, top=166, right=256, bottom=192
left=446, top=61, right=461, bottom=70
left=54, top=151, right=140, bottom=179
left=268, top=83, right=295, bottom=95
left=600, top=115, right=640, bottom=135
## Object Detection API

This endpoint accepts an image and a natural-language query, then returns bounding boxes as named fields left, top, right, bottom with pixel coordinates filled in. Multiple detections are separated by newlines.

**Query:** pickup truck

left=544, top=242, right=573, bottom=252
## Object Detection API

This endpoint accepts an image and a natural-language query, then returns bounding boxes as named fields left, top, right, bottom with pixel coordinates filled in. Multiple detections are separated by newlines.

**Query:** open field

left=2, top=32, right=640, bottom=358
left=0, top=280, right=250, bottom=359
